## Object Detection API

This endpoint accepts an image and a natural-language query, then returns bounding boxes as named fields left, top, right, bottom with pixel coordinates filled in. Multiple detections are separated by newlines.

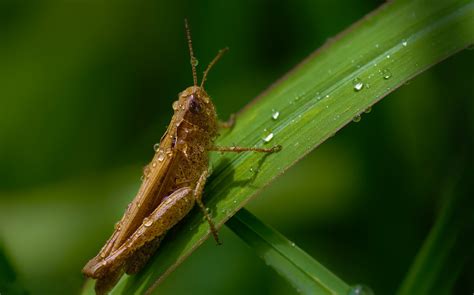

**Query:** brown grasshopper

left=82, top=19, right=281, bottom=294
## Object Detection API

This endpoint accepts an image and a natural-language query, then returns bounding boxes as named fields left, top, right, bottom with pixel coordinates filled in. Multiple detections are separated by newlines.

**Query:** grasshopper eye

left=189, top=95, right=202, bottom=114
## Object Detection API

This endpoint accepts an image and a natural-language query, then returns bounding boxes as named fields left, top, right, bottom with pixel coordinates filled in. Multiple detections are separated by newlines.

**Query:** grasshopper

left=82, top=19, right=281, bottom=294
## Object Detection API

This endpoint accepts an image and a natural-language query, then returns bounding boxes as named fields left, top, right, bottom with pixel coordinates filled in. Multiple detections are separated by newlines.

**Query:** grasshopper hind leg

left=95, top=267, right=123, bottom=295
left=124, top=233, right=166, bottom=275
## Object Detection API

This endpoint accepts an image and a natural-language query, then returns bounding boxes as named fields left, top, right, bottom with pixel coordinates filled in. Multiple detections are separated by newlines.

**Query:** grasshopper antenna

left=184, top=19, right=198, bottom=87
left=200, top=47, right=228, bottom=89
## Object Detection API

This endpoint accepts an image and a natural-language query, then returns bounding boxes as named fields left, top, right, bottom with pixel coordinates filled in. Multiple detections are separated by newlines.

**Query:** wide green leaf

left=81, top=0, right=474, bottom=294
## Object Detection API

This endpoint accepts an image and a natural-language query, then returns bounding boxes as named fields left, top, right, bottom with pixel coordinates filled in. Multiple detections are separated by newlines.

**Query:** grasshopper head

left=175, top=86, right=217, bottom=135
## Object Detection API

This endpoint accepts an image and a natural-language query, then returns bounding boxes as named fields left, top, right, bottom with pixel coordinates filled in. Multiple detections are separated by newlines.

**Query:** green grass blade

left=397, top=161, right=474, bottom=295
left=226, top=209, right=350, bottom=295
left=81, top=0, right=474, bottom=294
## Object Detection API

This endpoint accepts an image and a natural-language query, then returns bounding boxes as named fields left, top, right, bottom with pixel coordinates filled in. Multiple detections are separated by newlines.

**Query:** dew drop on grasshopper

left=82, top=19, right=281, bottom=294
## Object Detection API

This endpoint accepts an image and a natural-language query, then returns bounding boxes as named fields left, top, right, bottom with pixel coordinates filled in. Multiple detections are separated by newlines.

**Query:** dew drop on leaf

left=381, top=68, right=392, bottom=79
left=353, top=78, right=364, bottom=91
left=271, top=110, right=280, bottom=120
left=347, top=284, right=374, bottom=295
left=262, top=128, right=274, bottom=143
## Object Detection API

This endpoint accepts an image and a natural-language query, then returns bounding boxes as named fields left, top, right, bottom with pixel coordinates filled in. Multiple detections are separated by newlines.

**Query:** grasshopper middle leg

left=193, top=170, right=221, bottom=244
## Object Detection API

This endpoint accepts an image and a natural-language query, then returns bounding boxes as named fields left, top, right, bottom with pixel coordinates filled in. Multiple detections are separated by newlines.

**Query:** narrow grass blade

left=226, top=209, right=350, bottom=295
left=81, top=0, right=474, bottom=294
left=397, top=160, right=474, bottom=295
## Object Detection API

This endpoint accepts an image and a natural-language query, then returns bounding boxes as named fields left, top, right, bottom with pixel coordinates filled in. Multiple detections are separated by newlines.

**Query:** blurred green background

left=0, top=1, right=473, bottom=294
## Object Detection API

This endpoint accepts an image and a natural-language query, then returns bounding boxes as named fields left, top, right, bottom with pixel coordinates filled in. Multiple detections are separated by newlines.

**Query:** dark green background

left=0, top=1, right=472, bottom=294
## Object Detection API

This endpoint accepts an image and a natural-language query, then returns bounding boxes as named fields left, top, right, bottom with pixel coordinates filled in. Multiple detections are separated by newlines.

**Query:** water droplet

left=143, top=218, right=153, bottom=227
left=290, top=242, right=296, bottom=247
left=381, top=68, right=392, bottom=79
left=262, top=129, right=274, bottom=143
left=386, top=54, right=391, bottom=59
left=347, top=284, right=374, bottom=295
left=262, top=133, right=274, bottom=143
left=153, top=143, right=160, bottom=152
left=353, top=78, right=364, bottom=91
left=157, top=153, right=165, bottom=162
left=233, top=200, right=237, bottom=204
left=352, top=114, right=361, bottom=122
left=143, top=166, right=151, bottom=177
left=172, top=101, right=179, bottom=110
left=364, top=107, right=372, bottom=113
left=152, top=161, right=157, bottom=168
left=375, top=43, right=379, bottom=48
left=402, top=40, right=408, bottom=47
left=249, top=167, right=259, bottom=174
left=190, top=57, right=199, bottom=67
left=271, top=110, right=280, bottom=120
